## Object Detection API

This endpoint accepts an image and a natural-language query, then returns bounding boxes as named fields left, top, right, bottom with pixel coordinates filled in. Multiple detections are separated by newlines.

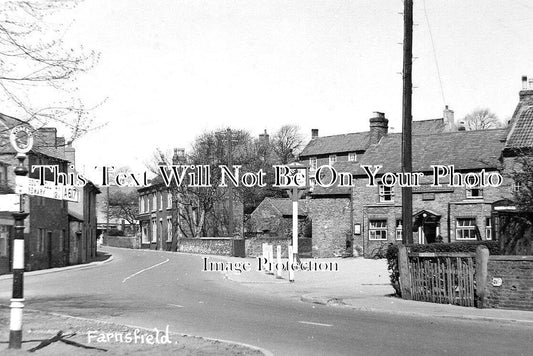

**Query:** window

left=485, top=217, right=492, bottom=240
left=144, top=196, right=149, bottom=213
left=369, top=220, right=387, bottom=240
left=0, top=225, right=8, bottom=257
left=379, top=184, right=394, bottom=202
left=151, top=220, right=157, bottom=242
left=159, top=219, right=163, bottom=242
left=167, top=217, right=172, bottom=242
left=456, top=218, right=477, bottom=240
left=329, top=154, right=337, bottom=165
left=152, top=193, right=157, bottom=212
left=466, top=175, right=483, bottom=198
left=348, top=152, right=357, bottom=162
left=139, top=197, right=143, bottom=213
left=513, top=181, right=522, bottom=193
left=167, top=191, right=172, bottom=210
left=395, top=220, right=403, bottom=240
left=159, top=192, right=163, bottom=211
left=309, top=157, right=317, bottom=170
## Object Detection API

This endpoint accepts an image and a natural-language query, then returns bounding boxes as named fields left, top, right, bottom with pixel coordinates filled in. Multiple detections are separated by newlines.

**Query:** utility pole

left=402, top=0, right=414, bottom=244
left=226, top=128, right=234, bottom=240
left=106, top=186, right=110, bottom=245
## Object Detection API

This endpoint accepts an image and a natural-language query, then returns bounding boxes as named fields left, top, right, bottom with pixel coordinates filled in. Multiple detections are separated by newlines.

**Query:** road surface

left=0, top=247, right=531, bottom=355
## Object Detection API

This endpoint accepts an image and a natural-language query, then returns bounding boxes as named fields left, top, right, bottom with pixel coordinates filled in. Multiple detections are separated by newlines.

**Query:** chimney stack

left=172, top=148, right=186, bottom=165
left=519, top=75, right=533, bottom=106
left=443, top=105, right=456, bottom=131
left=369, top=112, right=388, bottom=145
left=311, top=129, right=319, bottom=139
left=258, top=129, right=270, bottom=144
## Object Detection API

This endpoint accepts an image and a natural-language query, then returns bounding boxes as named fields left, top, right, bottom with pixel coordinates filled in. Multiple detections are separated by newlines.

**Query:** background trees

left=0, top=1, right=99, bottom=144
left=461, top=108, right=503, bottom=130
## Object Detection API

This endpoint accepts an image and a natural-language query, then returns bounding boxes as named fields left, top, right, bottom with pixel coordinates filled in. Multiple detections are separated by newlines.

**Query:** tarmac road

left=0, top=247, right=531, bottom=355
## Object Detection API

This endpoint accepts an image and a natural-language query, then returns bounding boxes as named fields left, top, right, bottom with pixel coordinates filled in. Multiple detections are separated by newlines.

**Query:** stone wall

left=485, top=255, right=533, bottom=311
left=178, top=238, right=233, bottom=255
left=105, top=236, right=140, bottom=249
left=308, top=196, right=351, bottom=258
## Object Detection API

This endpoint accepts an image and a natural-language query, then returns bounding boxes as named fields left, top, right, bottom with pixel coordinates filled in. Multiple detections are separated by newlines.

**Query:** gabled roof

left=341, top=129, right=507, bottom=175
left=505, top=106, right=533, bottom=150
left=299, top=119, right=448, bottom=157
left=259, top=197, right=307, bottom=216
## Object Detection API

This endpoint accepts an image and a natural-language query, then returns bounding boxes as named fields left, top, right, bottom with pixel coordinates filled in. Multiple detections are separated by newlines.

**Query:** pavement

left=221, top=254, right=533, bottom=326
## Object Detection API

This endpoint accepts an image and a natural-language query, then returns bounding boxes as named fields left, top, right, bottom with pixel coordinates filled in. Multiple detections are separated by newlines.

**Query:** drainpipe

left=447, top=202, right=452, bottom=243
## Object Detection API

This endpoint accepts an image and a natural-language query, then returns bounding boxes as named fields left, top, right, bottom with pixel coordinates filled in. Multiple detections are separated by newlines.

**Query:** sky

left=27, top=0, right=533, bottom=179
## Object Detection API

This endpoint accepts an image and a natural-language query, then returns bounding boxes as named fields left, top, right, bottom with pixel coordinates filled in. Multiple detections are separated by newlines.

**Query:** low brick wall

left=105, top=236, right=140, bottom=249
left=178, top=238, right=233, bottom=255
left=485, top=255, right=533, bottom=311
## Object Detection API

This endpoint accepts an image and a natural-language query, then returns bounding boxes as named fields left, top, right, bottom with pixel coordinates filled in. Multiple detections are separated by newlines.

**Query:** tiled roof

left=505, top=106, right=533, bottom=150
left=264, top=197, right=307, bottom=216
left=334, top=129, right=507, bottom=175
left=300, top=132, right=370, bottom=157
left=299, top=119, right=447, bottom=157
left=412, top=119, right=446, bottom=135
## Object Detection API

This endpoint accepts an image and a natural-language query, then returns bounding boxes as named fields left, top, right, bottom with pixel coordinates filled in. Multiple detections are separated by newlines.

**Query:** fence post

left=475, top=245, right=489, bottom=308
left=398, top=245, right=412, bottom=300
left=267, top=244, right=274, bottom=275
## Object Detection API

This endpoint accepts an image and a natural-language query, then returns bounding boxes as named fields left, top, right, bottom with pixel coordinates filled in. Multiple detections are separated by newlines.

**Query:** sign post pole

left=8, top=126, right=32, bottom=349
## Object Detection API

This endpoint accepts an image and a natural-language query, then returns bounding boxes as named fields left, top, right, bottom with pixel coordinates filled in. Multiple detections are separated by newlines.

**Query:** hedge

left=385, top=241, right=501, bottom=297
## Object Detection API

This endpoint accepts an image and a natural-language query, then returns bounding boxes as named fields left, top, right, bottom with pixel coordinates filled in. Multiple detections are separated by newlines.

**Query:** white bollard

left=262, top=243, right=267, bottom=274
left=267, top=244, right=274, bottom=275
left=276, top=245, right=282, bottom=279
left=288, top=245, right=294, bottom=282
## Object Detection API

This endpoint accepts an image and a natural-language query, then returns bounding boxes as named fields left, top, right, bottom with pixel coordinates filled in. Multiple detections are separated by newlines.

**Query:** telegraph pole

left=401, top=0, right=414, bottom=244
left=226, top=128, right=234, bottom=240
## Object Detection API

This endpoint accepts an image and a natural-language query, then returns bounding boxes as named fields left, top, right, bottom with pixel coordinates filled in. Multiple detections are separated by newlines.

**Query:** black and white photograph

left=0, top=1, right=532, bottom=355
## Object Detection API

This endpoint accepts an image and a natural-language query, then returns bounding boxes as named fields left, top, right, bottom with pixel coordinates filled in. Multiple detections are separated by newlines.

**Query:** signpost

left=277, top=162, right=309, bottom=282
left=8, top=125, right=79, bottom=349
left=8, top=126, right=32, bottom=349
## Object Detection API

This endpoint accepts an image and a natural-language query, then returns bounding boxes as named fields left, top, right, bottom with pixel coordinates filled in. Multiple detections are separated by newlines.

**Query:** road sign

left=15, top=176, right=79, bottom=202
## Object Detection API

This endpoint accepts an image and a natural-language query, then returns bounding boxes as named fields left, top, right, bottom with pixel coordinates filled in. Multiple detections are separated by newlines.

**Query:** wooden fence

left=398, top=246, right=489, bottom=308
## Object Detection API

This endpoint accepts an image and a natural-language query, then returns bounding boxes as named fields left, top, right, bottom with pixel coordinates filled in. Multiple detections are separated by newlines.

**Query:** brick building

left=137, top=149, right=244, bottom=250
left=0, top=113, right=99, bottom=274
left=298, top=82, right=532, bottom=257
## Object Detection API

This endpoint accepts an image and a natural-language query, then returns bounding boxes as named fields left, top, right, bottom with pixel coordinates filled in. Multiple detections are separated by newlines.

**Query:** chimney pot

left=369, top=112, right=389, bottom=145
left=311, top=129, right=319, bottom=139
left=522, top=76, right=528, bottom=90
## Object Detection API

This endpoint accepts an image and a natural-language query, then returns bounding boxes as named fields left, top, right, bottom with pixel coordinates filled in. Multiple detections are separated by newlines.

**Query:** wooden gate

left=233, top=239, right=245, bottom=257
left=407, top=252, right=476, bottom=307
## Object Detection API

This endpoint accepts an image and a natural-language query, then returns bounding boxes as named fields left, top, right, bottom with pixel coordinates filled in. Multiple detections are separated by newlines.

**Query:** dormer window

left=329, top=154, right=337, bottom=165
left=348, top=152, right=357, bottom=162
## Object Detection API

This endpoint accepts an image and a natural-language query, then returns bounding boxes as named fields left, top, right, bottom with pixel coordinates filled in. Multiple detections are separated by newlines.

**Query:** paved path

left=0, top=247, right=531, bottom=355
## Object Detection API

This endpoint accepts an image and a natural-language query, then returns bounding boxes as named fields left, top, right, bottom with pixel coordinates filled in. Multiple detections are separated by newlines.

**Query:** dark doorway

left=47, top=231, right=53, bottom=268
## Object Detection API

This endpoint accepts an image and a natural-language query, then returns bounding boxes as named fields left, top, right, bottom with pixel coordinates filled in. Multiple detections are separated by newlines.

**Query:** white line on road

left=122, top=258, right=170, bottom=283
left=298, top=321, right=333, bottom=327
left=168, top=304, right=184, bottom=308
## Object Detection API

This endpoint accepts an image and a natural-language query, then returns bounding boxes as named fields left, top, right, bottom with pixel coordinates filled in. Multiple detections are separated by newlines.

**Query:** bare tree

left=461, top=108, right=503, bottom=130
left=271, top=125, right=304, bottom=164
left=103, top=187, right=139, bottom=230
left=0, top=1, right=101, bottom=143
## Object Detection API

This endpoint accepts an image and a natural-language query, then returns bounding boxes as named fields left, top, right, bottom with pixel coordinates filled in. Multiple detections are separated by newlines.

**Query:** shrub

left=385, top=240, right=500, bottom=297
left=107, top=228, right=125, bottom=237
